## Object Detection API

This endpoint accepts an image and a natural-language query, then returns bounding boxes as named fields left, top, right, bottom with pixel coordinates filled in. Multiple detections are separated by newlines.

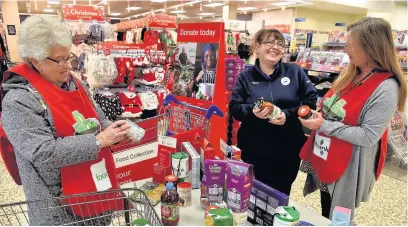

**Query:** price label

left=159, top=135, right=177, bottom=148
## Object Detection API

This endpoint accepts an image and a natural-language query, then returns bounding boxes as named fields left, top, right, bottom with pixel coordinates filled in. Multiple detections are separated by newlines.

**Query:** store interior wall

left=252, top=8, right=294, bottom=25
left=391, top=3, right=407, bottom=31
left=293, top=7, right=365, bottom=32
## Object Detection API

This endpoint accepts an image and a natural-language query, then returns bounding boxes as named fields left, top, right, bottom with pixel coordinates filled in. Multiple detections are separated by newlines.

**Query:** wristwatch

left=95, top=137, right=102, bottom=150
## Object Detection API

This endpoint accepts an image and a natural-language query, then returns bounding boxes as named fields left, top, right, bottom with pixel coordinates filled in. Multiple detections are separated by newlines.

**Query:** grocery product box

left=205, top=160, right=227, bottom=204
left=247, top=179, right=289, bottom=225
left=226, top=160, right=254, bottom=212
left=182, top=142, right=201, bottom=189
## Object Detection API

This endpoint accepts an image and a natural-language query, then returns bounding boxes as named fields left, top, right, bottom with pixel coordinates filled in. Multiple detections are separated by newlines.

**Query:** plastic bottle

left=161, top=182, right=180, bottom=226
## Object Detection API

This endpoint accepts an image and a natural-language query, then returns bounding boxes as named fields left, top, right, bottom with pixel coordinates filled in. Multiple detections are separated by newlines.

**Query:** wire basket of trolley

left=0, top=94, right=223, bottom=226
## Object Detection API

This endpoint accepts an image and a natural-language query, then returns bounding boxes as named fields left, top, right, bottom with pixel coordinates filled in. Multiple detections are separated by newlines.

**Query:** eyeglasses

left=46, top=55, right=76, bottom=66
left=261, top=40, right=285, bottom=49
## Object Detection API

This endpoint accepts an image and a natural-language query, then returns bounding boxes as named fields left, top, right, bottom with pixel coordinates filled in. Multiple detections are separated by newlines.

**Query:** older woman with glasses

left=229, top=29, right=317, bottom=195
left=0, top=16, right=136, bottom=225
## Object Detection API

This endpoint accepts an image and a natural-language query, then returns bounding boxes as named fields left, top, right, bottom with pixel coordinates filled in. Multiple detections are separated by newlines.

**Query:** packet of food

left=227, top=160, right=254, bottom=212
left=129, top=182, right=165, bottom=206
left=204, top=208, right=234, bottom=226
left=205, top=160, right=227, bottom=204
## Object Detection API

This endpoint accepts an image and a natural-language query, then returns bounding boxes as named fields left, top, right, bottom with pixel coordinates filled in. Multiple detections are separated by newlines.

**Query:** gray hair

left=18, top=15, right=72, bottom=64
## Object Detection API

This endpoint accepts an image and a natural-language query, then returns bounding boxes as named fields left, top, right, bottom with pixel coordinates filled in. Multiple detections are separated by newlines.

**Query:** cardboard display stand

left=175, top=22, right=227, bottom=156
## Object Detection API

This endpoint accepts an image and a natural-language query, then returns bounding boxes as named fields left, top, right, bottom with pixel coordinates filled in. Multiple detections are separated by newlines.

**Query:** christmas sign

left=147, top=14, right=177, bottom=29
left=264, top=24, right=291, bottom=34
left=62, top=4, right=104, bottom=21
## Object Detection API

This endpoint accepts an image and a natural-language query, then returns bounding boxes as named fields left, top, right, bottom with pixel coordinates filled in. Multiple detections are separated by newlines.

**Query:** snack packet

left=204, top=208, right=234, bottom=226
left=205, top=160, right=227, bottom=204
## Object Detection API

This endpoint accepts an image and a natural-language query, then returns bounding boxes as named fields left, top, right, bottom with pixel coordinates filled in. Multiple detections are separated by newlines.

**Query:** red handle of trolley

left=160, top=94, right=224, bottom=137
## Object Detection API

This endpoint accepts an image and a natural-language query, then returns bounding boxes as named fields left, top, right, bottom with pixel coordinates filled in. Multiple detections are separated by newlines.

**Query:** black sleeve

left=228, top=72, right=255, bottom=122
left=282, top=68, right=318, bottom=121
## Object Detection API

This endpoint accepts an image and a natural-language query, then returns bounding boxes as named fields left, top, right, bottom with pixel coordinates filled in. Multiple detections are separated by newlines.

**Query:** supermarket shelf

left=323, top=42, right=346, bottom=47
left=396, top=44, right=407, bottom=50
left=301, top=67, right=341, bottom=74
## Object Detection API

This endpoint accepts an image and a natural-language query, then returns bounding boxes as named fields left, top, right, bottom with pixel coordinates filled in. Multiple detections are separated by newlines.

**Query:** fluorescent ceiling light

left=171, top=10, right=185, bottom=14
left=43, top=8, right=54, bottom=12
left=47, top=1, right=60, bottom=4
left=110, top=13, right=121, bottom=16
left=127, top=6, right=141, bottom=10
left=203, top=3, right=224, bottom=7
left=271, top=1, right=297, bottom=7
left=151, top=0, right=167, bottom=2
left=198, top=12, right=215, bottom=16
left=237, top=7, right=257, bottom=11
left=109, top=17, right=122, bottom=20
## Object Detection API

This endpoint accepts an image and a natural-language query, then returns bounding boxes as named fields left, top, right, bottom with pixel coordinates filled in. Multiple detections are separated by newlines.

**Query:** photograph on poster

left=172, top=43, right=219, bottom=101
left=193, top=43, right=219, bottom=101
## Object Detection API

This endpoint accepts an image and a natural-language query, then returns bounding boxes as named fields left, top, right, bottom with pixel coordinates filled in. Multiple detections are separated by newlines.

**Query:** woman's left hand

left=299, top=110, right=324, bottom=131
left=270, top=112, right=286, bottom=125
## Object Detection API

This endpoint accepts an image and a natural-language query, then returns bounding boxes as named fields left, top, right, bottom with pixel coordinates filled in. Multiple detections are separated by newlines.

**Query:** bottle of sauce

left=253, top=97, right=282, bottom=120
left=298, top=105, right=314, bottom=120
left=161, top=183, right=180, bottom=226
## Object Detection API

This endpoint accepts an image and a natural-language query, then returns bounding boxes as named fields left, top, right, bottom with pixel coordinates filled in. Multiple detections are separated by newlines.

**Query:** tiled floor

left=0, top=159, right=406, bottom=226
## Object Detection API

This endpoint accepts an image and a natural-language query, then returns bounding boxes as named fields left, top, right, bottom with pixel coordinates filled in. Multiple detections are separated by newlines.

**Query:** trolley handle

left=163, top=94, right=224, bottom=119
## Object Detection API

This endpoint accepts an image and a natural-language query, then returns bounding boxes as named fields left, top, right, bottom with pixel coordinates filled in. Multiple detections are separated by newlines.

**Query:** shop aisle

left=0, top=158, right=405, bottom=226
left=291, top=172, right=407, bottom=226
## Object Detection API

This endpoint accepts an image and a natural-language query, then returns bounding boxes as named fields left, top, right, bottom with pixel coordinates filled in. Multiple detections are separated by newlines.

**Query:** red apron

left=0, top=63, right=121, bottom=217
left=300, top=72, right=392, bottom=184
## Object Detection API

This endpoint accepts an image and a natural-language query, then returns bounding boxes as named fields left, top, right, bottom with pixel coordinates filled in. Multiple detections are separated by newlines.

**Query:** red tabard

left=300, top=72, right=392, bottom=183
left=2, top=63, right=121, bottom=217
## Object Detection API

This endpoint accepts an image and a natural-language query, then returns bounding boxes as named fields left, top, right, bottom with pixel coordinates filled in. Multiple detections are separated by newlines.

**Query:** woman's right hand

left=96, top=120, right=131, bottom=149
left=253, top=108, right=270, bottom=119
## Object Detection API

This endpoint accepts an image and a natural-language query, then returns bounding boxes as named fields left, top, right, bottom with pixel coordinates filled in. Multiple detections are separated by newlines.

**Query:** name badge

left=313, top=132, right=331, bottom=161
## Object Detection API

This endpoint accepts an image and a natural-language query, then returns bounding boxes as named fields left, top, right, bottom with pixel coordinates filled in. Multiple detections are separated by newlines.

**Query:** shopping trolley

left=0, top=188, right=161, bottom=226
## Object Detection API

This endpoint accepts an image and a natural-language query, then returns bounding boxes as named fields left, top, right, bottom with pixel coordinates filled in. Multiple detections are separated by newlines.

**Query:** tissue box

left=182, top=142, right=201, bottom=189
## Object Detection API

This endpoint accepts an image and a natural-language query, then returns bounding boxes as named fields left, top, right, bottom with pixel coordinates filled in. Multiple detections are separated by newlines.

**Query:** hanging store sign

left=295, top=17, right=306, bottom=22
left=225, top=20, right=246, bottom=31
left=147, top=14, right=177, bottom=28
left=62, top=4, right=105, bottom=21
left=264, top=24, right=291, bottom=34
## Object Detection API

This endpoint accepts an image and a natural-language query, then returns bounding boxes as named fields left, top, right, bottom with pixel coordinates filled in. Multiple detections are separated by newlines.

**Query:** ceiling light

left=181, top=18, right=184, bottom=20
left=244, top=0, right=247, bottom=4
left=151, top=0, right=167, bottom=2
left=109, top=12, right=121, bottom=16
left=244, top=11, right=247, bottom=14
left=209, top=0, right=212, bottom=2
left=47, top=1, right=60, bottom=4
left=190, top=2, right=193, bottom=6
left=203, top=3, right=224, bottom=7
left=270, top=1, right=297, bottom=7
left=198, top=12, right=215, bottom=16
left=237, top=7, right=257, bottom=11
left=263, top=9, right=267, bottom=12
left=127, top=6, right=141, bottom=10
left=282, top=6, right=286, bottom=10
left=47, top=5, right=50, bottom=8
left=171, top=10, right=185, bottom=14
left=43, top=8, right=54, bottom=12
left=200, top=16, right=202, bottom=19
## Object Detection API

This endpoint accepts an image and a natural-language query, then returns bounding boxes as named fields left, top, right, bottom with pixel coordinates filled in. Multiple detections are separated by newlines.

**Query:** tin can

left=298, top=105, right=314, bottom=120
left=171, top=152, right=189, bottom=182
left=253, top=97, right=282, bottom=121
left=177, top=182, right=192, bottom=208
left=126, top=119, right=146, bottom=143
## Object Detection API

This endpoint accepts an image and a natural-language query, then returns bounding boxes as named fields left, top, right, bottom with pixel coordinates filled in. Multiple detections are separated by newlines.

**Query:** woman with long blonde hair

left=298, top=17, right=406, bottom=220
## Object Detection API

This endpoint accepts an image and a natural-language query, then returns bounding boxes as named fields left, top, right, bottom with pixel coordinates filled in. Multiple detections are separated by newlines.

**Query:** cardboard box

left=205, top=159, right=227, bottom=204
left=226, top=160, right=254, bottom=212
left=247, top=179, right=289, bottom=225
left=153, top=163, right=172, bottom=184
left=182, top=142, right=200, bottom=189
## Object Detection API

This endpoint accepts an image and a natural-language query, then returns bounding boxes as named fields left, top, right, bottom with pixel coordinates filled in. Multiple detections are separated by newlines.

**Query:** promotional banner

left=96, top=42, right=145, bottom=57
left=113, top=142, right=159, bottom=186
left=176, top=22, right=226, bottom=155
left=62, top=5, right=104, bottom=21
left=264, top=24, right=291, bottom=34
left=147, top=14, right=177, bottom=28
left=115, top=18, right=147, bottom=30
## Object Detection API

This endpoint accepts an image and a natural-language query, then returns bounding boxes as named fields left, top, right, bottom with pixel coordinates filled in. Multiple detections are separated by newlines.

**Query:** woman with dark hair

left=299, top=17, right=407, bottom=220
left=229, top=29, right=317, bottom=195
left=196, top=44, right=217, bottom=84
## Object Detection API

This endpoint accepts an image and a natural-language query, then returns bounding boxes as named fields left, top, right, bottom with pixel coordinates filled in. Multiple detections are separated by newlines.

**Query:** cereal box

left=226, top=160, right=254, bottom=212
left=205, top=160, right=227, bottom=204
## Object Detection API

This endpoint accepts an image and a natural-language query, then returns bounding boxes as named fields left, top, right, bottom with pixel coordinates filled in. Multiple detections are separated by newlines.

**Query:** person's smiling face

left=204, top=49, right=216, bottom=69
left=257, top=36, right=284, bottom=65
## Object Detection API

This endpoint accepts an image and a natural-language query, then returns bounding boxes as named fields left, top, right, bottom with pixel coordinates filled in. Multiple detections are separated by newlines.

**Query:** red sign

left=115, top=18, right=147, bottom=30
left=62, top=4, right=104, bottom=21
left=177, top=22, right=223, bottom=43
left=147, top=14, right=177, bottom=28
left=97, top=42, right=145, bottom=50
left=265, top=24, right=291, bottom=33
